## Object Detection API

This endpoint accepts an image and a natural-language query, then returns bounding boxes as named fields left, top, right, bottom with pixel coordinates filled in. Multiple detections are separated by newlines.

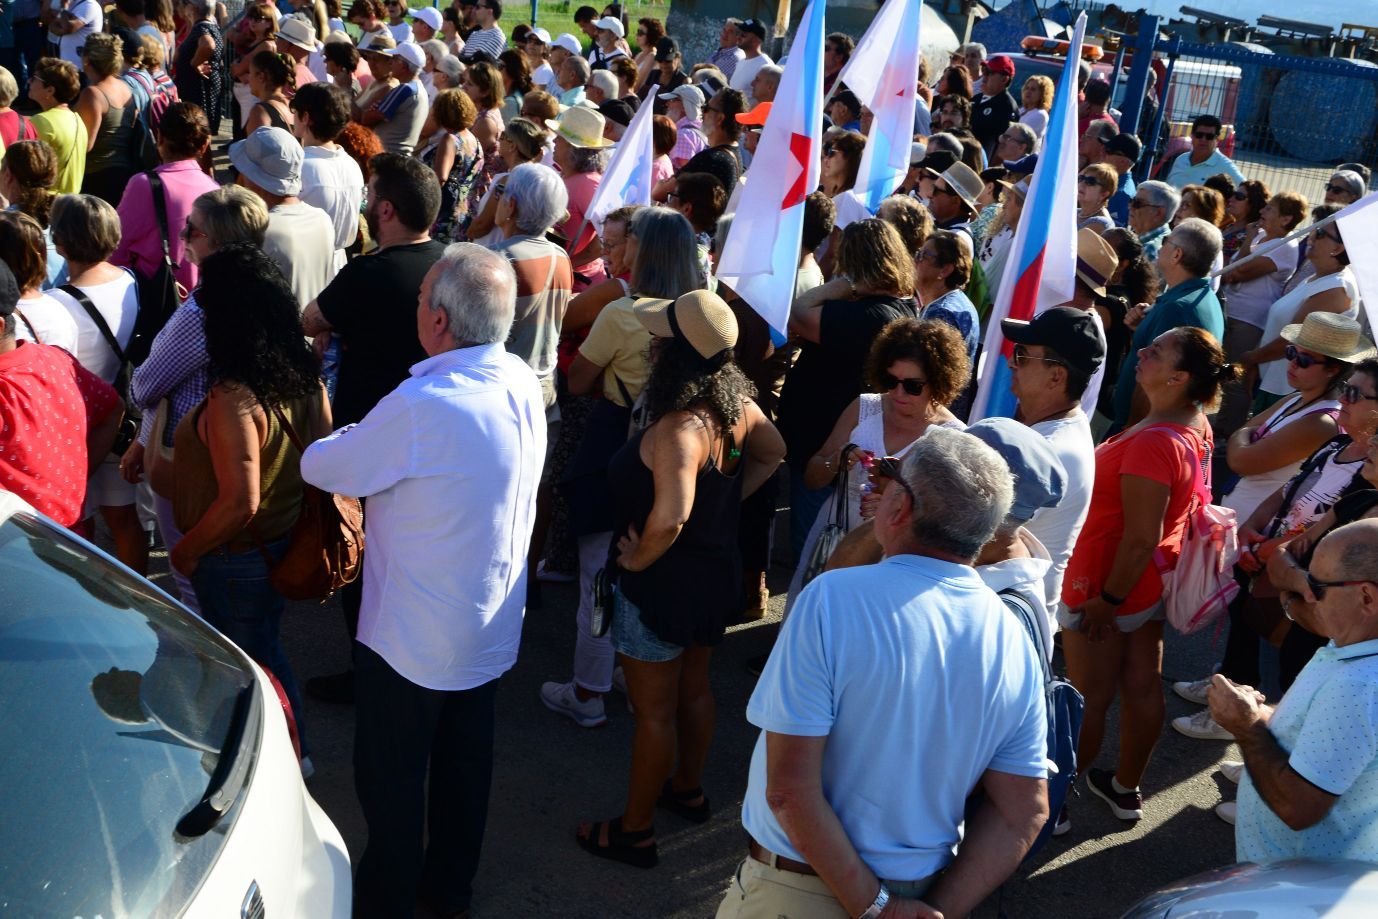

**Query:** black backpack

left=128, top=171, right=181, bottom=366
left=60, top=284, right=140, bottom=457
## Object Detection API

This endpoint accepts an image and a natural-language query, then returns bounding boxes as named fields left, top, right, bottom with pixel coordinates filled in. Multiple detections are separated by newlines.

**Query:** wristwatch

left=857, top=882, right=890, bottom=919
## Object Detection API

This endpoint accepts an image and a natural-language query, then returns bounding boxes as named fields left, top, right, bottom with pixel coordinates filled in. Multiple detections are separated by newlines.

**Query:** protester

left=2, top=139, right=67, bottom=286
left=970, top=54, right=1017, bottom=155
left=1063, top=327, right=1237, bottom=828
left=292, top=82, right=366, bottom=265
left=1175, top=184, right=1226, bottom=232
left=1128, top=179, right=1178, bottom=264
left=994, top=122, right=1037, bottom=166
left=1018, top=73, right=1053, bottom=140
left=926, top=160, right=983, bottom=238
left=1164, top=114, right=1244, bottom=188
left=1104, top=132, right=1140, bottom=226
left=418, top=87, right=482, bottom=242
left=27, top=58, right=87, bottom=194
left=913, top=228, right=979, bottom=363
left=1077, top=163, right=1116, bottom=233
left=2, top=210, right=75, bottom=349
left=1324, top=169, right=1365, bottom=206
left=822, top=31, right=852, bottom=95
left=301, top=243, right=543, bottom=916
left=171, top=0, right=222, bottom=132
left=366, top=42, right=430, bottom=155
left=466, top=116, right=544, bottom=244
left=977, top=175, right=1025, bottom=304
left=664, top=87, right=744, bottom=198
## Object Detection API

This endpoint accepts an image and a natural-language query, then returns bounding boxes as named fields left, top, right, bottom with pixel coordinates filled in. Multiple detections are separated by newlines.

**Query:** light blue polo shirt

left=741, top=554, right=1047, bottom=881
left=1237, top=637, right=1378, bottom=863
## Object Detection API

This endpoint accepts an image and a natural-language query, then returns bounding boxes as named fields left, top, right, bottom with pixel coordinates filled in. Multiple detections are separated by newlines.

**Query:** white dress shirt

left=300, top=343, right=546, bottom=691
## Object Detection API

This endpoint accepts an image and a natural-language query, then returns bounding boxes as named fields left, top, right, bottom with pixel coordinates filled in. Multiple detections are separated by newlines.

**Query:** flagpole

left=1210, top=194, right=1374, bottom=278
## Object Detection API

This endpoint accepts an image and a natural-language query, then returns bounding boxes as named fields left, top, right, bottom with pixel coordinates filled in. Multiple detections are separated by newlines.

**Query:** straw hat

left=545, top=105, right=613, bottom=148
left=634, top=291, right=738, bottom=360
left=1075, top=227, right=1118, bottom=297
left=1280, top=311, right=1377, bottom=364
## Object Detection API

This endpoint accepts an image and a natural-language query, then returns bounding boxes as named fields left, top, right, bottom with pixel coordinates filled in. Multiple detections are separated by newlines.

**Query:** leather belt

left=748, top=836, right=817, bottom=876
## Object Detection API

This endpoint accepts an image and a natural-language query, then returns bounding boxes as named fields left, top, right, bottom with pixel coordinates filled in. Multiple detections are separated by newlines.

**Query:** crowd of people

left=1, top=2, right=1377, bottom=916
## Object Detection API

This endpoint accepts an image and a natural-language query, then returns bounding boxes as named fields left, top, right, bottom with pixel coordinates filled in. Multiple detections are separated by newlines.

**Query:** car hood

left=1121, top=859, right=1378, bottom=918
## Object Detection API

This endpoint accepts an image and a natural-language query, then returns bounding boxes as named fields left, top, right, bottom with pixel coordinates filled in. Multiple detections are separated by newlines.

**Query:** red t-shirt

left=0, top=341, right=122, bottom=526
left=1062, top=421, right=1210, bottom=616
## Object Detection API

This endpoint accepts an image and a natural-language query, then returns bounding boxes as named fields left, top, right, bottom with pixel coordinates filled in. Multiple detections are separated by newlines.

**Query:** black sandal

left=575, top=816, right=659, bottom=869
left=658, top=780, right=711, bottom=824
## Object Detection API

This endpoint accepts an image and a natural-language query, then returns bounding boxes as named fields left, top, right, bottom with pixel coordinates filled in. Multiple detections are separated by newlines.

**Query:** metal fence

left=1123, top=36, right=1378, bottom=203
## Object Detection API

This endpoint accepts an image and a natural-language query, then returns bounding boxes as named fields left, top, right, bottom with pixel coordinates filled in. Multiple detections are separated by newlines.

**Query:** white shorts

left=84, top=455, right=137, bottom=516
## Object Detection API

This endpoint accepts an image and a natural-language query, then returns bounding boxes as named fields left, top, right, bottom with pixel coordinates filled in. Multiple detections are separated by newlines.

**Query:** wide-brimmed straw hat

left=1280, top=311, right=1377, bottom=364
left=1075, top=227, right=1118, bottom=297
left=545, top=106, right=613, bottom=148
left=634, top=291, right=738, bottom=360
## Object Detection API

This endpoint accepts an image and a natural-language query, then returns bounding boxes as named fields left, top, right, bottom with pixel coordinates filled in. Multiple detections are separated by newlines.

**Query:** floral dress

left=421, top=129, right=484, bottom=242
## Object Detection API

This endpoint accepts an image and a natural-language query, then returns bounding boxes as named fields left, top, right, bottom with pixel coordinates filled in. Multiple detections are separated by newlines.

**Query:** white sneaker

left=1219, top=761, right=1244, bottom=784
left=536, top=561, right=576, bottom=584
left=1172, top=709, right=1234, bottom=740
left=1172, top=677, right=1213, bottom=706
left=539, top=680, right=607, bottom=728
left=1215, top=801, right=1237, bottom=825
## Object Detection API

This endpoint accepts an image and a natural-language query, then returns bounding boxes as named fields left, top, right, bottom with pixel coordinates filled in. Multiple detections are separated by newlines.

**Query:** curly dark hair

left=864, top=318, right=971, bottom=407
left=1102, top=227, right=1161, bottom=305
left=197, top=244, right=321, bottom=406
left=642, top=337, right=756, bottom=428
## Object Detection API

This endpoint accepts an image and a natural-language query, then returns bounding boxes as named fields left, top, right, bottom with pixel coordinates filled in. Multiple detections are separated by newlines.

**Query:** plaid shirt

left=671, top=118, right=708, bottom=168
left=130, top=296, right=209, bottom=448
left=710, top=46, right=744, bottom=79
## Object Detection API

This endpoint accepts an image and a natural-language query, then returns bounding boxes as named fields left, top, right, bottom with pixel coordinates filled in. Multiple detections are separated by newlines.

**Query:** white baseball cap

left=552, top=32, right=582, bottom=55
left=409, top=6, right=442, bottom=31
left=381, top=41, right=426, bottom=71
left=594, top=16, right=624, bottom=38
left=528, top=26, right=551, bottom=44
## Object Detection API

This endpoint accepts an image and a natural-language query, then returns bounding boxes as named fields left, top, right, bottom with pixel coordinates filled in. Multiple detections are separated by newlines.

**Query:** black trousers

left=352, top=642, right=500, bottom=916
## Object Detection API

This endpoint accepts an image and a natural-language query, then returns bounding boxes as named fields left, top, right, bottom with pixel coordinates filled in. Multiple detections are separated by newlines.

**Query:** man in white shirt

left=721, top=427, right=1048, bottom=919
left=50, top=0, right=101, bottom=66
left=588, top=15, right=627, bottom=70
left=1001, top=306, right=1102, bottom=621
left=291, top=82, right=365, bottom=267
left=729, top=18, right=773, bottom=108
left=228, top=126, right=338, bottom=312
left=301, top=243, right=544, bottom=917
left=458, top=0, right=504, bottom=63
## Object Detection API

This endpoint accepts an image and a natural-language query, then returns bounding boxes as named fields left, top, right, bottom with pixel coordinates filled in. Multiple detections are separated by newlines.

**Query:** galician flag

left=969, top=13, right=1087, bottom=421
left=1333, top=191, right=1378, bottom=339
left=835, top=0, right=922, bottom=213
left=715, top=0, right=826, bottom=339
left=583, top=95, right=657, bottom=232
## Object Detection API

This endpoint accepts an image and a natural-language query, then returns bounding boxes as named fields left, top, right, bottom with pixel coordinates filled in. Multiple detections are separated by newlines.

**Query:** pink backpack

left=1149, top=425, right=1241, bottom=634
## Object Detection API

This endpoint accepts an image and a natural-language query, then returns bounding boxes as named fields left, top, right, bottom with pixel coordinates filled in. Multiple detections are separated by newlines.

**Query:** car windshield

left=0, top=511, right=257, bottom=915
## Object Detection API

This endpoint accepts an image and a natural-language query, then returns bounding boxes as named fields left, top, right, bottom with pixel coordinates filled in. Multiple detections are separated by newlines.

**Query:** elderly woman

left=467, top=117, right=547, bottom=245
left=0, top=211, right=78, bottom=352
left=170, top=244, right=331, bottom=770
left=1, top=139, right=66, bottom=287
left=173, top=0, right=225, bottom=132
left=540, top=207, right=701, bottom=730
left=788, top=318, right=970, bottom=607
left=1077, top=163, right=1116, bottom=234
left=1061, top=327, right=1237, bottom=830
left=665, top=87, right=745, bottom=198
left=1244, top=205, right=1361, bottom=410
left=46, top=194, right=143, bottom=570
left=548, top=106, right=612, bottom=279
left=1222, top=178, right=1269, bottom=264
left=122, top=186, right=270, bottom=608
left=915, top=228, right=980, bottom=363
left=576, top=289, right=785, bottom=868
left=417, top=88, right=482, bottom=242
left=778, top=219, right=918, bottom=555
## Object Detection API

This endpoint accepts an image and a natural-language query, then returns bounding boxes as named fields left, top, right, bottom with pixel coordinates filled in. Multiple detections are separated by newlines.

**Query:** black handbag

left=800, top=444, right=856, bottom=587
left=128, top=171, right=181, bottom=366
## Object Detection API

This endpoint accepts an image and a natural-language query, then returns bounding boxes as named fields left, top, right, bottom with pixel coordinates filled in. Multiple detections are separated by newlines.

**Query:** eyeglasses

left=931, top=184, right=959, bottom=197
left=822, top=144, right=838, bottom=158
left=872, top=456, right=918, bottom=507
left=636, top=28, right=646, bottom=35
left=1306, top=571, right=1373, bottom=600
left=1232, top=190, right=1248, bottom=201
left=1193, top=131, right=1218, bottom=140
left=1341, top=383, right=1378, bottom=404
left=180, top=218, right=207, bottom=241
left=1077, top=175, right=1101, bottom=186
left=666, top=191, right=680, bottom=203
left=1285, top=344, right=1331, bottom=369
left=1012, top=344, right=1066, bottom=368
left=879, top=372, right=927, bottom=396
left=1314, top=227, right=1343, bottom=244
left=1326, top=183, right=1352, bottom=195
left=1128, top=198, right=1149, bottom=209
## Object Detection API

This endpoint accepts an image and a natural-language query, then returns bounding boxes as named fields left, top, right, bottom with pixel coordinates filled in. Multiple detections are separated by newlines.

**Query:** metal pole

left=530, top=0, right=537, bottom=27
left=1137, top=34, right=1179, bottom=183
left=1117, top=14, right=1157, bottom=142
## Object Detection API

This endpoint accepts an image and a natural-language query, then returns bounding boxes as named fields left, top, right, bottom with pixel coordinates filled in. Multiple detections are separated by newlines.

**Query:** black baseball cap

left=654, top=36, right=679, bottom=62
left=1104, top=132, right=1142, bottom=163
left=1001, top=306, right=1106, bottom=376
left=599, top=99, right=635, bottom=127
left=738, top=18, right=767, bottom=40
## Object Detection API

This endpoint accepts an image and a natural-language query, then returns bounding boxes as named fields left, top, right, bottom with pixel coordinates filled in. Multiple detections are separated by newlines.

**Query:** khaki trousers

left=715, top=855, right=936, bottom=919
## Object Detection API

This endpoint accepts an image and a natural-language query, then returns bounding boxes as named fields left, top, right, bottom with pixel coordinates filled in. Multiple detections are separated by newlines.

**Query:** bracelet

left=1101, top=590, right=1127, bottom=607
left=857, top=882, right=890, bottom=919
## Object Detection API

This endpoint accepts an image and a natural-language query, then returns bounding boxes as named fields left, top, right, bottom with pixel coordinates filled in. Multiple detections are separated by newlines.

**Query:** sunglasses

left=872, top=456, right=918, bottom=506
left=1326, top=183, right=1352, bottom=195
left=1193, top=131, right=1218, bottom=140
left=1012, top=344, right=1066, bottom=368
left=1285, top=344, right=1332, bottom=369
left=1232, top=190, right=1248, bottom=201
left=822, top=144, right=838, bottom=158
left=879, top=372, right=926, bottom=396
left=1128, top=198, right=1150, bottom=209
left=1306, top=571, right=1372, bottom=600
left=1341, top=383, right=1378, bottom=404
left=180, top=217, right=207, bottom=241
left=1314, top=227, right=1342, bottom=244
left=1077, top=175, right=1101, bottom=186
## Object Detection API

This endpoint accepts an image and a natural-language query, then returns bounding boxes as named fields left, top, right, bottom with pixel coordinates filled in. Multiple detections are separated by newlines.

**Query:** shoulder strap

left=1141, top=423, right=1211, bottom=508
left=612, top=372, right=634, bottom=410
left=146, top=171, right=175, bottom=267
left=998, top=587, right=1053, bottom=683
left=60, top=284, right=127, bottom=367
left=265, top=399, right=309, bottom=455
left=14, top=307, right=40, bottom=343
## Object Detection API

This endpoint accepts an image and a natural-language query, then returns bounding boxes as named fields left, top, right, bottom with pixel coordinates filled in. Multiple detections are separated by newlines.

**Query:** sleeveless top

left=610, top=413, right=747, bottom=647
left=174, top=20, right=223, bottom=118
left=1222, top=392, right=1341, bottom=520
left=1267, top=435, right=1369, bottom=542
left=85, top=86, right=139, bottom=175
left=172, top=391, right=319, bottom=550
left=255, top=99, right=291, bottom=132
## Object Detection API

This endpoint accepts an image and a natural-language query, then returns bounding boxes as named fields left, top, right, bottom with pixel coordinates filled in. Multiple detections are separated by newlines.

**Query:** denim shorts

left=1057, top=599, right=1165, bottom=634
left=611, top=588, right=683, bottom=663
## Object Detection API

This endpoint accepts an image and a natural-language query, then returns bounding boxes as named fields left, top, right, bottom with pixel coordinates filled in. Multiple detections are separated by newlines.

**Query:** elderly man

left=970, top=54, right=1018, bottom=155
left=927, top=160, right=983, bottom=238
left=961, top=41, right=987, bottom=93
left=584, top=68, right=617, bottom=105
left=1104, top=132, right=1141, bottom=226
left=1164, top=113, right=1245, bottom=188
left=750, top=63, right=781, bottom=107
left=361, top=41, right=430, bottom=155
left=301, top=243, right=545, bottom=917
left=458, top=0, right=504, bottom=63
left=1003, top=307, right=1102, bottom=623
left=995, top=122, right=1037, bottom=165
left=556, top=54, right=590, bottom=107
left=661, top=83, right=707, bottom=169
left=589, top=15, right=627, bottom=71
left=710, top=17, right=745, bottom=79
left=729, top=18, right=773, bottom=107
left=1078, top=119, right=1116, bottom=169
left=1110, top=217, right=1225, bottom=431
left=721, top=426, right=1047, bottom=919
left=1211, top=519, right=1378, bottom=862
left=1128, top=179, right=1179, bottom=263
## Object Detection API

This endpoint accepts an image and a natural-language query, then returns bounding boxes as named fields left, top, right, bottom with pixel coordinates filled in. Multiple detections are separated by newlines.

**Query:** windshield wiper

left=176, top=683, right=261, bottom=837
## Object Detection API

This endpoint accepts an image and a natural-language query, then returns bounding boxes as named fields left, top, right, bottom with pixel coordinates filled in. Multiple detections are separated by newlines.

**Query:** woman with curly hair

left=1019, top=73, right=1054, bottom=141
left=787, top=317, right=970, bottom=608
left=169, top=242, right=331, bottom=767
left=632, top=16, right=665, bottom=87
left=0, top=140, right=65, bottom=286
left=576, top=289, right=785, bottom=868
left=418, top=88, right=483, bottom=241
left=243, top=49, right=297, bottom=134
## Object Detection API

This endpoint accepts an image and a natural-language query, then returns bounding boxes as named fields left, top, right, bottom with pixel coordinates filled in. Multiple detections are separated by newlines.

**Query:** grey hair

left=195, top=185, right=270, bottom=248
left=898, top=427, right=1013, bottom=562
left=568, top=145, right=609, bottom=175
left=756, top=64, right=783, bottom=87
left=1006, top=122, right=1037, bottom=154
left=961, top=42, right=986, bottom=59
left=186, top=0, right=214, bottom=17
left=1138, top=180, right=1181, bottom=223
left=1169, top=217, right=1223, bottom=277
left=504, top=162, right=568, bottom=235
left=926, top=132, right=964, bottom=158
left=421, top=39, right=449, bottom=67
left=588, top=69, right=617, bottom=99
left=564, top=55, right=591, bottom=83
left=438, top=55, right=463, bottom=80
left=0, top=66, right=17, bottom=108
left=629, top=206, right=701, bottom=299
left=50, top=194, right=122, bottom=263
left=429, top=243, right=517, bottom=345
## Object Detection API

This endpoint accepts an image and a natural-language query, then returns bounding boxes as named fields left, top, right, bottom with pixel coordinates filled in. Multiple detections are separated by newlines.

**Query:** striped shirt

left=460, top=25, right=506, bottom=62
left=710, top=45, right=744, bottom=79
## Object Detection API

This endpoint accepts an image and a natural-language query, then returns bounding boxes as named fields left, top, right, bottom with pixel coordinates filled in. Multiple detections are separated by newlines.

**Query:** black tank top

left=609, top=411, right=747, bottom=647
left=255, top=100, right=290, bottom=132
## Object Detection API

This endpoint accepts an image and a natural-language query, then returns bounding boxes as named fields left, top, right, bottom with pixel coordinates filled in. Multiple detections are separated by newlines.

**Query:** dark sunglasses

left=1193, top=130, right=1217, bottom=140
left=1285, top=344, right=1332, bottom=369
left=1128, top=198, right=1150, bottom=209
left=1306, top=571, right=1372, bottom=600
left=1077, top=175, right=1101, bottom=186
left=872, top=457, right=918, bottom=506
left=879, top=373, right=926, bottom=396
left=822, top=143, right=837, bottom=157
left=1341, top=383, right=1378, bottom=404
left=1232, top=190, right=1248, bottom=201
left=931, top=184, right=959, bottom=197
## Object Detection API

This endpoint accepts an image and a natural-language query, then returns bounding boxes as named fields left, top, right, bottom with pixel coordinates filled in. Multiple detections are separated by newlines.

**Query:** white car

left=0, top=492, right=350, bottom=917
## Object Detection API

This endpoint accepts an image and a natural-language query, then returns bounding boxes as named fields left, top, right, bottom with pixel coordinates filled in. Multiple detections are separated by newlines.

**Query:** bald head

left=1310, top=519, right=1378, bottom=645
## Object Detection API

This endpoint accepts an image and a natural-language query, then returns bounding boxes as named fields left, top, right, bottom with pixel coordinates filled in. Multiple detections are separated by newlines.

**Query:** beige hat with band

left=545, top=105, right=613, bottom=148
left=634, top=291, right=738, bottom=361
left=1280, top=311, right=1377, bottom=364
left=1075, top=227, right=1118, bottom=297
left=938, top=161, right=984, bottom=215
